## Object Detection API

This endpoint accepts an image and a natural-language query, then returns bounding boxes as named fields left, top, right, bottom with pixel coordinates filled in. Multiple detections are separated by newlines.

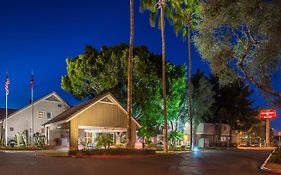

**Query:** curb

left=260, top=149, right=281, bottom=174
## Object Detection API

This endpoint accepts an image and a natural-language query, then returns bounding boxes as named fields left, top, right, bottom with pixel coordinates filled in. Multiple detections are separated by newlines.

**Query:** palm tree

left=140, top=0, right=173, bottom=153
left=126, top=0, right=134, bottom=148
left=170, top=0, right=201, bottom=151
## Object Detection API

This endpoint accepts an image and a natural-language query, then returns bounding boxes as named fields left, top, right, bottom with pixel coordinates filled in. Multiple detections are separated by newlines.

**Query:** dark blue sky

left=0, top=0, right=279, bottom=131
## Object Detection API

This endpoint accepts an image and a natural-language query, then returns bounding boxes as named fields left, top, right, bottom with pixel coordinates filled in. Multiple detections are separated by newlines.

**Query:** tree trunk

left=126, top=0, right=134, bottom=148
left=229, top=127, right=232, bottom=147
left=187, top=15, right=193, bottom=151
left=217, top=122, right=222, bottom=146
left=160, top=0, right=168, bottom=153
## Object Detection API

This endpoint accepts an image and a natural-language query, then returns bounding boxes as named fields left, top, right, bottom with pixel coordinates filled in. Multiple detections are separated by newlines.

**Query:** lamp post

left=278, top=130, right=281, bottom=160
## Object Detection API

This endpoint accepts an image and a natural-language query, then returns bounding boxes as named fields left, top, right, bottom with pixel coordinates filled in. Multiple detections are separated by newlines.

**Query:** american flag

left=30, top=73, right=34, bottom=89
left=5, top=73, right=10, bottom=95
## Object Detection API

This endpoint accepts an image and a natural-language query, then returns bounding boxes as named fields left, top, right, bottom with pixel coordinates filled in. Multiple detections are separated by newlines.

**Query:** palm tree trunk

left=187, top=15, right=193, bottom=151
left=126, top=0, right=134, bottom=148
left=160, top=0, right=168, bottom=153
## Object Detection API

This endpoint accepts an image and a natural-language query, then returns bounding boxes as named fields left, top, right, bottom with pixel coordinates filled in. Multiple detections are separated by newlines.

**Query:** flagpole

left=31, top=72, right=34, bottom=146
left=5, top=91, right=7, bottom=146
left=31, top=84, right=34, bottom=145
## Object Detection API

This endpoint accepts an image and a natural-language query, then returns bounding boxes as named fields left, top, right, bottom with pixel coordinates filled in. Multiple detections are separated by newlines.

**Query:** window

left=38, top=111, right=44, bottom=119
left=58, top=104, right=62, bottom=107
left=45, top=95, right=61, bottom=102
left=100, top=97, right=114, bottom=104
left=46, top=112, right=52, bottom=119
left=10, top=127, right=14, bottom=131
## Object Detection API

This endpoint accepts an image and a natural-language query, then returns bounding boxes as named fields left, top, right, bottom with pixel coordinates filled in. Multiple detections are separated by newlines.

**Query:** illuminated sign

left=259, top=109, right=277, bottom=119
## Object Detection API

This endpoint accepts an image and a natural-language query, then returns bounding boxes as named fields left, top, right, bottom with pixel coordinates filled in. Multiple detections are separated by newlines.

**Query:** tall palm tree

left=140, top=0, right=172, bottom=153
left=127, top=0, right=134, bottom=148
left=170, top=0, right=201, bottom=151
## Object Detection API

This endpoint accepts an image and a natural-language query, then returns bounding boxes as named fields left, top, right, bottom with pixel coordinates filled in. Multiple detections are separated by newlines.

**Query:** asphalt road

left=0, top=149, right=277, bottom=175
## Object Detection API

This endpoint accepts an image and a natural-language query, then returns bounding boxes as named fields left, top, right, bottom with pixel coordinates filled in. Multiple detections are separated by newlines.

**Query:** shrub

left=69, top=148, right=155, bottom=156
left=168, top=131, right=184, bottom=148
left=8, top=140, right=16, bottom=148
left=96, top=133, right=114, bottom=149
left=33, top=132, right=45, bottom=147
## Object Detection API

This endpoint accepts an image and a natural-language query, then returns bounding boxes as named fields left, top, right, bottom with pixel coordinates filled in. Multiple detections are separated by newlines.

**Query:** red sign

left=259, top=109, right=277, bottom=119
left=278, top=131, right=281, bottom=136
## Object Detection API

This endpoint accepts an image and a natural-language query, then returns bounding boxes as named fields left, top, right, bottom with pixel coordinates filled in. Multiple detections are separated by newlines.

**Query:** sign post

left=259, top=109, right=277, bottom=147
left=278, top=130, right=281, bottom=160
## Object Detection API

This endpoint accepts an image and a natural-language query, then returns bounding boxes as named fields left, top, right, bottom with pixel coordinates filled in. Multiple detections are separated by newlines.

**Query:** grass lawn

left=41, top=151, right=69, bottom=157
left=155, top=150, right=190, bottom=154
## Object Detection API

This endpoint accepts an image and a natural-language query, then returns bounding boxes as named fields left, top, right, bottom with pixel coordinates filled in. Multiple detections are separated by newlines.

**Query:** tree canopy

left=61, top=44, right=186, bottom=138
left=207, top=76, right=259, bottom=132
left=194, top=0, right=281, bottom=107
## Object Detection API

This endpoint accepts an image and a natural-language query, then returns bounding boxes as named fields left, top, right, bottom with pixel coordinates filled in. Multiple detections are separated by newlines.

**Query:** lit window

left=38, top=111, right=44, bottom=119
left=46, top=112, right=52, bottom=119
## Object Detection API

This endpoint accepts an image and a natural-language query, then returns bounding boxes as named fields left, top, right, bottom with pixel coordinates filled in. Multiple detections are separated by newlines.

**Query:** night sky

left=0, top=0, right=279, bottom=131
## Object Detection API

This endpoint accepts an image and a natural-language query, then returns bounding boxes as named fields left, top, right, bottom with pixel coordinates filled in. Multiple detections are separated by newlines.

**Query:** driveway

left=0, top=149, right=277, bottom=175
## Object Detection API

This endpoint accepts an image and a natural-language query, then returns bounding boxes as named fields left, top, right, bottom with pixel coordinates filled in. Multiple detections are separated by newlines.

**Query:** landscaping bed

left=69, top=148, right=156, bottom=156
left=268, top=150, right=281, bottom=164
left=263, top=150, right=281, bottom=173
left=0, top=146, right=47, bottom=151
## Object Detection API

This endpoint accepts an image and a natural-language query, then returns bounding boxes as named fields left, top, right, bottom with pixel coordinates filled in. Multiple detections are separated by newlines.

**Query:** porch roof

left=43, top=92, right=141, bottom=128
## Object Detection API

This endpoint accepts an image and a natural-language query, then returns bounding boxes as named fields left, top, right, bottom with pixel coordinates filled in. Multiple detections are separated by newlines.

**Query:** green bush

left=96, top=133, right=114, bottom=149
left=168, top=131, right=184, bottom=148
left=69, top=148, right=155, bottom=156
left=33, top=132, right=45, bottom=147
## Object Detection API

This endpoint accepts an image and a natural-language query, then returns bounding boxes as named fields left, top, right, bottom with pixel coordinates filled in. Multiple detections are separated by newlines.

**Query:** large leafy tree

left=140, top=0, right=174, bottom=152
left=194, top=0, right=281, bottom=107
left=170, top=0, right=202, bottom=151
left=61, top=44, right=186, bottom=147
left=207, top=76, right=259, bottom=145
left=138, top=63, right=186, bottom=145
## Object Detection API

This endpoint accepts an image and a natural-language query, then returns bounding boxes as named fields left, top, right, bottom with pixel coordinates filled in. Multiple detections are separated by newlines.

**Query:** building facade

left=183, top=123, right=237, bottom=147
left=0, top=92, right=70, bottom=143
left=43, top=92, right=141, bottom=150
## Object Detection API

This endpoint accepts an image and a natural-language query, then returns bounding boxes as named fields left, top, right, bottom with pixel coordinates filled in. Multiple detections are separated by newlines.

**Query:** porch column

left=45, top=126, right=49, bottom=145
left=116, top=132, right=121, bottom=144
left=70, top=119, right=78, bottom=150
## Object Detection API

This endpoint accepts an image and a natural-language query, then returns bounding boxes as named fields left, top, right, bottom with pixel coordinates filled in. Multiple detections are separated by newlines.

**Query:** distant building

left=183, top=123, right=237, bottom=147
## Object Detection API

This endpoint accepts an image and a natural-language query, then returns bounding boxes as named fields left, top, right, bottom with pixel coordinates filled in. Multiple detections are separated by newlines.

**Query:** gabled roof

left=4, top=91, right=70, bottom=121
left=43, top=92, right=141, bottom=128
left=0, top=108, right=18, bottom=120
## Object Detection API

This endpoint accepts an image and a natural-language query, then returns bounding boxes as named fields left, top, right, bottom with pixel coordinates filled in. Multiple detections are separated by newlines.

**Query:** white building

left=0, top=92, right=70, bottom=142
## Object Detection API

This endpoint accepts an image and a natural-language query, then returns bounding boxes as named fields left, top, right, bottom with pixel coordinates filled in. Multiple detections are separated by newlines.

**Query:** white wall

left=184, top=123, right=215, bottom=135
left=4, top=96, right=69, bottom=142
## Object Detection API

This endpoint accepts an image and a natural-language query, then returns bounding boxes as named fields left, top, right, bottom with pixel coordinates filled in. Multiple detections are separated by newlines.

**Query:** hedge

left=69, top=148, right=156, bottom=156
